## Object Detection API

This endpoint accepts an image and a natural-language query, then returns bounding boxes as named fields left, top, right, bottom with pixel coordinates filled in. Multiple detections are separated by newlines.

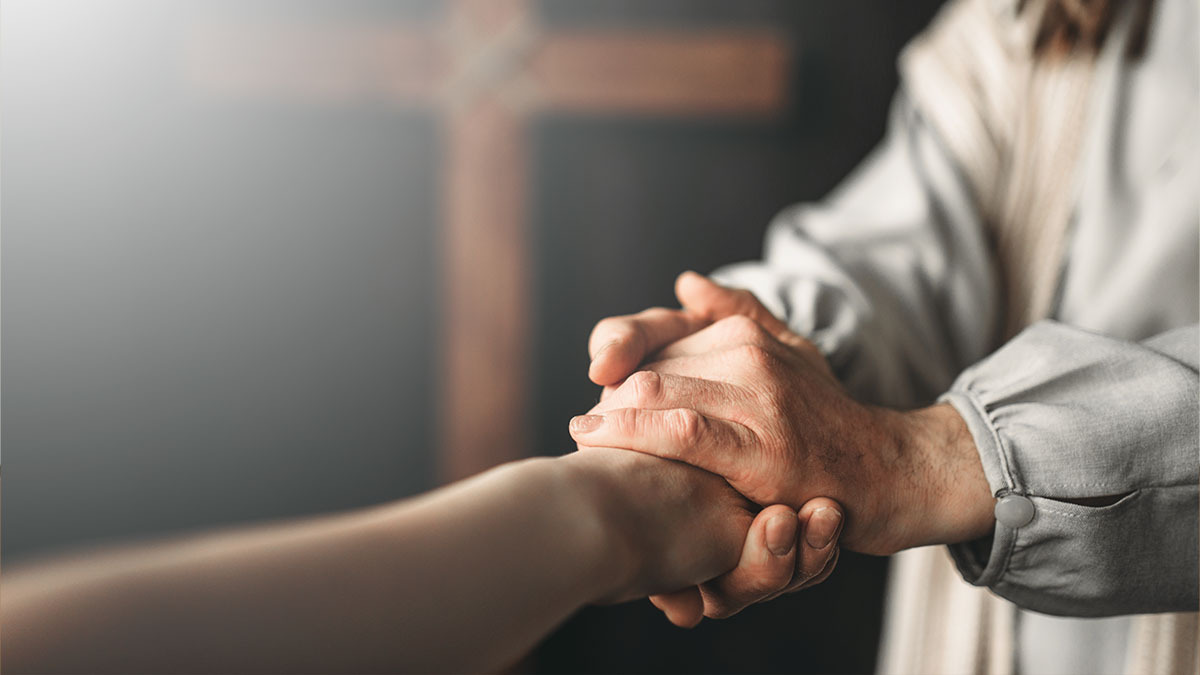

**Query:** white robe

left=713, top=0, right=1199, bottom=671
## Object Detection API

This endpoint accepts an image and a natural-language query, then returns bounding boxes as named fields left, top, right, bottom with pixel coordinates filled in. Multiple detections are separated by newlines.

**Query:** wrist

left=889, top=403, right=995, bottom=549
left=551, top=452, right=638, bottom=603
left=441, top=455, right=627, bottom=607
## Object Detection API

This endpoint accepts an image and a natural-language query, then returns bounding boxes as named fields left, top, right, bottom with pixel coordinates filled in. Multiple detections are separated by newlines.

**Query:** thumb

left=696, top=504, right=799, bottom=619
left=675, top=271, right=791, bottom=338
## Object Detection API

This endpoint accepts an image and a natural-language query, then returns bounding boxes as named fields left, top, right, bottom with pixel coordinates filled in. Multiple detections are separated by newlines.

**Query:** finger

left=649, top=317, right=830, bottom=388
left=675, top=272, right=791, bottom=337
left=695, top=505, right=799, bottom=620
left=800, top=547, right=839, bottom=590
left=649, top=587, right=704, bottom=629
left=778, top=499, right=843, bottom=596
left=756, top=545, right=840, bottom=606
left=569, top=407, right=754, bottom=480
left=676, top=272, right=819, bottom=354
left=588, top=307, right=710, bottom=386
left=587, top=370, right=748, bottom=416
left=592, top=356, right=748, bottom=411
left=702, top=500, right=843, bottom=613
left=652, top=315, right=777, bottom=362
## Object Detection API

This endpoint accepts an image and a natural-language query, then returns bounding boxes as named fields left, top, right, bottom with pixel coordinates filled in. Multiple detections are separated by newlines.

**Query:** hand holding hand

left=570, top=446, right=843, bottom=625
left=580, top=272, right=847, bottom=624
left=560, top=447, right=756, bottom=604
left=574, top=274, right=994, bottom=558
left=649, top=498, right=843, bottom=627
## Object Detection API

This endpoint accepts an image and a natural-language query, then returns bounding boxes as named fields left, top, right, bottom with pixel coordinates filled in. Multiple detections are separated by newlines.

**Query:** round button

left=994, top=494, right=1036, bottom=528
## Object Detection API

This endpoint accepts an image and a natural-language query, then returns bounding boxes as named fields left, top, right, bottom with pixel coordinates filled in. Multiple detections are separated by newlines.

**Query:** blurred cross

left=188, top=0, right=790, bottom=482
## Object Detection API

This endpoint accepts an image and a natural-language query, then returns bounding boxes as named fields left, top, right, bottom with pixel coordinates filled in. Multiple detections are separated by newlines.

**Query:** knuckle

left=716, top=314, right=760, bottom=341
left=626, top=370, right=663, bottom=406
left=665, top=408, right=705, bottom=446
left=733, top=343, right=775, bottom=369
left=609, top=407, right=640, bottom=436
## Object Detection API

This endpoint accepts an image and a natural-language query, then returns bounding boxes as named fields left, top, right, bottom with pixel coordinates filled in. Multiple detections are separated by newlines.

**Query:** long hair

left=1026, top=0, right=1156, bottom=56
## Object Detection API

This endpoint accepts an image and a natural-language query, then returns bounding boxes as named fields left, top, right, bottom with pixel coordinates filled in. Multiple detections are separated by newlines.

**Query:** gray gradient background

left=4, top=0, right=443, bottom=562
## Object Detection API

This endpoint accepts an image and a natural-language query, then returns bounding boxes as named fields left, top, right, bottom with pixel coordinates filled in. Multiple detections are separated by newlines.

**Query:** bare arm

left=3, top=450, right=755, bottom=674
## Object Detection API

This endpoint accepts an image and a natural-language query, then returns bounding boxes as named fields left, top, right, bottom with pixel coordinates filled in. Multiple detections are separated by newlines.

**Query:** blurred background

left=3, top=0, right=943, bottom=671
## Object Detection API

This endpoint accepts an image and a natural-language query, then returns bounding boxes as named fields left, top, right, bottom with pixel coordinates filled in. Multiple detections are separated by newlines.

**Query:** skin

left=651, top=496, right=842, bottom=627
left=575, top=271, right=995, bottom=619
left=2, top=449, right=837, bottom=673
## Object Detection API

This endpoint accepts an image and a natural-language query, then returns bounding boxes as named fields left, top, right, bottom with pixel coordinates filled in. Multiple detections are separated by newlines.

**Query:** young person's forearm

left=4, top=456, right=617, bottom=674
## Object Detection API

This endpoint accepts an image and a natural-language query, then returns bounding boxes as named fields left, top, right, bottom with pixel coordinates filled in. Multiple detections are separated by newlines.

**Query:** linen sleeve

left=940, top=321, right=1200, bottom=616
left=713, top=90, right=1000, bottom=409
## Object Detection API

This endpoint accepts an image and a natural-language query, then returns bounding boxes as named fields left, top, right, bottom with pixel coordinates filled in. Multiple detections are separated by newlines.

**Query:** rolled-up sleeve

left=940, top=321, right=1200, bottom=616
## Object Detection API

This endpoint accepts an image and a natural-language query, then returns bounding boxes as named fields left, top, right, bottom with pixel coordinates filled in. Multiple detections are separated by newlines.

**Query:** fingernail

left=569, top=415, right=603, bottom=434
left=806, top=507, right=842, bottom=549
left=765, top=512, right=798, bottom=557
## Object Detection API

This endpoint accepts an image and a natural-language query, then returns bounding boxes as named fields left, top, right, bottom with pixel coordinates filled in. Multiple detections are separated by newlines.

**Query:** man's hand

left=649, top=498, right=843, bottom=628
left=588, top=271, right=804, bottom=388
left=574, top=275, right=995, bottom=558
left=584, top=272, right=848, bottom=625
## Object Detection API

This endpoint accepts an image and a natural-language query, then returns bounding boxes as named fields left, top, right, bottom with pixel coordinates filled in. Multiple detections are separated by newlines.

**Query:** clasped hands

left=569, top=272, right=994, bottom=627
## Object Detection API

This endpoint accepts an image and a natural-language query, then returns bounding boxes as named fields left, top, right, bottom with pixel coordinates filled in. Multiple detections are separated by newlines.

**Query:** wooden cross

left=187, top=0, right=791, bottom=482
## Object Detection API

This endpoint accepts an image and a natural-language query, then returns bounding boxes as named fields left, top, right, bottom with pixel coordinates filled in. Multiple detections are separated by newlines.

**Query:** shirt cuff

left=938, top=388, right=1016, bottom=587
left=931, top=321, right=1199, bottom=616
